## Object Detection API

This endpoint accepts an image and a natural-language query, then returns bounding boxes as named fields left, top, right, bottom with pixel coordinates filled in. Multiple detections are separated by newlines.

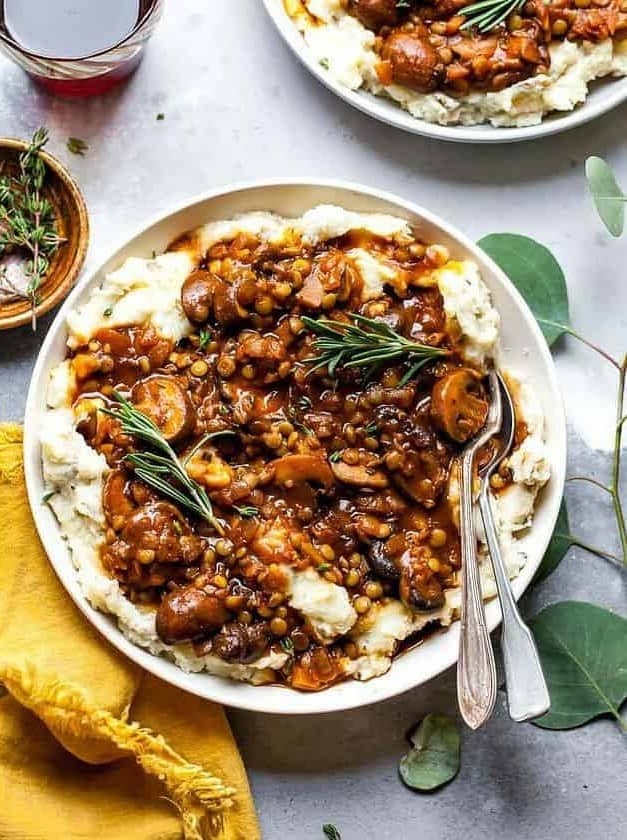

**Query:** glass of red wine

left=0, top=0, right=164, bottom=97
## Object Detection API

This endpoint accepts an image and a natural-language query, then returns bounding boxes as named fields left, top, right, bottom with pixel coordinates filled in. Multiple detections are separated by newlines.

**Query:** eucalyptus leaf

left=530, top=601, right=627, bottom=731
left=533, top=498, right=574, bottom=583
left=399, top=713, right=460, bottom=791
left=585, top=156, right=626, bottom=238
left=478, top=233, right=570, bottom=346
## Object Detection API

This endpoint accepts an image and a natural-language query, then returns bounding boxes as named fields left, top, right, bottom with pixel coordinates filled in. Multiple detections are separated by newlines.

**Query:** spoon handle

left=478, top=485, right=550, bottom=722
left=457, top=452, right=497, bottom=730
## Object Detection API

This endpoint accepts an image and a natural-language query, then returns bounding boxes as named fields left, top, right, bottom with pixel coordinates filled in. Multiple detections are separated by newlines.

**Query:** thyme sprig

left=102, top=391, right=225, bottom=534
left=302, top=313, right=446, bottom=385
left=0, top=127, right=65, bottom=329
left=459, top=0, right=524, bottom=32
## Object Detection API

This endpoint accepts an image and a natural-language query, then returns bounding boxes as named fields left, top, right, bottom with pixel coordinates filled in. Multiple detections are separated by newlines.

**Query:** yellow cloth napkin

left=0, top=424, right=260, bottom=840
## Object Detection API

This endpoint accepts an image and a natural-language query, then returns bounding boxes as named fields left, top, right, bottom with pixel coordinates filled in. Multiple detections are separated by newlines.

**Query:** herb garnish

left=156, top=112, right=165, bottom=121
left=102, top=391, right=225, bottom=534
left=103, top=305, right=113, bottom=317
left=198, top=329, right=212, bottom=351
left=459, top=0, right=524, bottom=32
left=317, top=563, right=332, bottom=572
left=280, top=637, right=294, bottom=654
left=66, top=137, right=88, bottom=156
left=322, top=825, right=341, bottom=840
left=364, top=421, right=378, bottom=437
left=233, top=504, right=259, bottom=519
left=319, top=58, right=330, bottom=70
left=302, top=313, right=446, bottom=385
left=329, top=450, right=344, bottom=463
left=0, top=127, right=65, bottom=329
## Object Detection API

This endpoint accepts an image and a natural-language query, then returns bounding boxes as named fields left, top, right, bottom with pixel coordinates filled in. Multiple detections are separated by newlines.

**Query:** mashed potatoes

left=41, top=206, right=550, bottom=685
left=288, top=0, right=627, bottom=128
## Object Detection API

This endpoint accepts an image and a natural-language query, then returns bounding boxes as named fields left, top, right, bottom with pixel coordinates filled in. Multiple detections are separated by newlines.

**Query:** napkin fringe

left=0, top=662, right=235, bottom=840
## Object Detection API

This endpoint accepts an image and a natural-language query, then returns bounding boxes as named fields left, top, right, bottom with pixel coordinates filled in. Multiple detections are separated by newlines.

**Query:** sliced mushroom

left=296, top=272, right=325, bottom=310
left=132, top=375, right=196, bottom=444
left=103, top=470, right=136, bottom=520
left=211, top=621, right=271, bottom=664
left=398, top=548, right=445, bottom=611
left=430, top=368, right=489, bottom=444
left=121, top=502, right=203, bottom=564
left=156, top=584, right=230, bottom=644
left=272, top=454, right=334, bottom=489
left=181, top=269, right=215, bottom=324
left=351, top=0, right=399, bottom=30
left=382, top=30, right=444, bottom=93
left=330, top=460, right=389, bottom=489
left=366, top=539, right=400, bottom=580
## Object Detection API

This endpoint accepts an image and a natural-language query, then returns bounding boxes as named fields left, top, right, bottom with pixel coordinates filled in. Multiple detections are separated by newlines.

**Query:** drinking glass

left=0, top=0, right=164, bottom=97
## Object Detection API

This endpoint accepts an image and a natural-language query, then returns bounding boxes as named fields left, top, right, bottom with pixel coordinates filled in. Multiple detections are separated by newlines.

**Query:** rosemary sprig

left=102, top=391, right=225, bottom=534
left=233, top=504, right=259, bottom=519
left=459, top=0, right=524, bottom=32
left=302, top=313, right=446, bottom=385
left=0, top=127, right=65, bottom=330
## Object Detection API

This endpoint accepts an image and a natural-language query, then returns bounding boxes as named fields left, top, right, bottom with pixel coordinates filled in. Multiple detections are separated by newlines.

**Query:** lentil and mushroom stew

left=350, top=0, right=626, bottom=95
left=43, top=207, right=550, bottom=689
left=286, top=0, right=627, bottom=127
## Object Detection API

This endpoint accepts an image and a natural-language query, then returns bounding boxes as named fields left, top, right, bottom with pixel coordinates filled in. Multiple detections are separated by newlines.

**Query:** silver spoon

left=478, top=371, right=550, bottom=722
left=456, top=393, right=500, bottom=730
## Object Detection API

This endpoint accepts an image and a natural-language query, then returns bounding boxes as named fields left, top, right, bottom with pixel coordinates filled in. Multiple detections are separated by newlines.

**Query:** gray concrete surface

left=0, top=2, right=625, bottom=838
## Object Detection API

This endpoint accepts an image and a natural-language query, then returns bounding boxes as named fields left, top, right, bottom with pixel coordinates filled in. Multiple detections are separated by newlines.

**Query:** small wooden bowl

left=0, top=138, right=89, bottom=330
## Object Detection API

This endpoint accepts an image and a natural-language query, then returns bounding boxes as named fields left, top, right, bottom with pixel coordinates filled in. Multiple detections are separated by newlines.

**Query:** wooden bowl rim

left=0, top=137, right=90, bottom=331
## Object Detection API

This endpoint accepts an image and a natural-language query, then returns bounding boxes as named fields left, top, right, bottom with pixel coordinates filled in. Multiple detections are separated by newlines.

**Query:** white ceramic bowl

left=262, top=0, right=627, bottom=144
left=24, top=179, right=567, bottom=714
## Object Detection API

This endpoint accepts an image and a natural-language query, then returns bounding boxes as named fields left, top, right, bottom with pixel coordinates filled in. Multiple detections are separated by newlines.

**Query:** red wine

left=0, top=0, right=161, bottom=97
left=2, top=0, right=146, bottom=59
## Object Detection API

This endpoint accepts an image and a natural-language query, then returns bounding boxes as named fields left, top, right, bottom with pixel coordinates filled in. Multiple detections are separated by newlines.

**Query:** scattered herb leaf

left=103, top=305, right=113, bottom=317
left=66, top=137, right=88, bottom=156
left=156, top=112, right=165, bottom=121
left=280, top=637, right=295, bottom=654
left=198, top=329, right=212, bottom=351
left=399, top=713, right=460, bottom=791
left=530, top=601, right=627, bottom=731
left=322, top=825, right=341, bottom=840
left=297, top=395, right=312, bottom=411
left=364, top=421, right=378, bottom=437
left=478, top=233, right=570, bottom=346
left=585, top=156, right=626, bottom=238
left=41, top=490, right=56, bottom=504
left=319, top=58, right=330, bottom=70
left=317, top=563, right=332, bottom=572
left=234, top=504, right=259, bottom=519
left=329, top=450, right=344, bottom=463
left=533, top=498, right=574, bottom=583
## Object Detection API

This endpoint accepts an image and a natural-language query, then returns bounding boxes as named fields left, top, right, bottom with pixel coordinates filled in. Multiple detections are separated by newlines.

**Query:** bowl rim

left=0, top=1, right=162, bottom=62
left=261, top=0, right=627, bottom=145
left=23, top=177, right=567, bottom=714
left=0, top=137, right=90, bottom=331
